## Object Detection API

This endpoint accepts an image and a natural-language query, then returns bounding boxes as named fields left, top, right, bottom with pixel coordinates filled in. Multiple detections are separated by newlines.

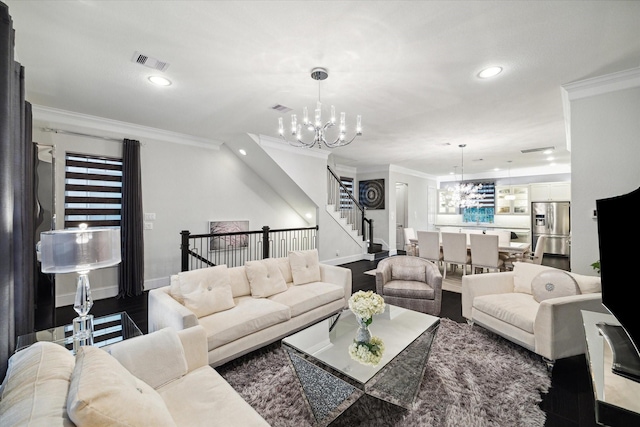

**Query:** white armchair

left=462, top=262, right=608, bottom=369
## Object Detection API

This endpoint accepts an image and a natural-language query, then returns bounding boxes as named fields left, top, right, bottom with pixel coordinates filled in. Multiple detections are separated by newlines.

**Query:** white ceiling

left=5, top=1, right=640, bottom=177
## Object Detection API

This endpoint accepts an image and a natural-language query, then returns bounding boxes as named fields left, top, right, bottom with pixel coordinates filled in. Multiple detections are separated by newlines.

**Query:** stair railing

left=326, top=166, right=374, bottom=253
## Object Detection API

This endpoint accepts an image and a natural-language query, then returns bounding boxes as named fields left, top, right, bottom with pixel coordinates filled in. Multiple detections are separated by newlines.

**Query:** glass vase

left=355, top=316, right=372, bottom=343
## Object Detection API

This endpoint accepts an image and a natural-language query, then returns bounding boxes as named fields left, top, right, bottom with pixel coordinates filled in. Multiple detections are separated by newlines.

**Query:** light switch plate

left=144, top=222, right=153, bottom=230
left=144, top=213, right=156, bottom=221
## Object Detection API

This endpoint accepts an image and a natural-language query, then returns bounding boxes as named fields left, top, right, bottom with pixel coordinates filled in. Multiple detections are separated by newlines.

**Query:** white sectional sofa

left=0, top=325, right=269, bottom=427
left=148, top=249, right=352, bottom=367
left=462, top=262, right=609, bottom=367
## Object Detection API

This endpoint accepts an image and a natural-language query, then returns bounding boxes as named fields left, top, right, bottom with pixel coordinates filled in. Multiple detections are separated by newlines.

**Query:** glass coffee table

left=16, top=311, right=142, bottom=353
left=282, top=304, right=440, bottom=426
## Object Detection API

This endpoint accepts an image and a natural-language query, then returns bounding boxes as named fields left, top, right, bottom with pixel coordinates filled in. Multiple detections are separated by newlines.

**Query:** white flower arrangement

left=348, top=290, right=385, bottom=324
left=348, top=336, right=385, bottom=366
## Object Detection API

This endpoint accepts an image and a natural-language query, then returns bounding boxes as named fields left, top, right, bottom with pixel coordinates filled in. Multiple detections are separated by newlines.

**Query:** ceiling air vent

left=521, top=146, right=555, bottom=154
left=271, top=104, right=293, bottom=113
left=131, top=51, right=170, bottom=72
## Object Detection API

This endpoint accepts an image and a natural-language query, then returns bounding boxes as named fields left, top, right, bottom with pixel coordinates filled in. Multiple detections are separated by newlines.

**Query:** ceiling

left=5, top=1, right=640, bottom=178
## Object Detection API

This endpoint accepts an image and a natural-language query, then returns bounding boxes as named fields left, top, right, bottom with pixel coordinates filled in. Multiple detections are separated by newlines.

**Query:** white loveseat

left=0, top=325, right=269, bottom=426
left=149, top=249, right=352, bottom=367
left=462, top=262, right=609, bottom=367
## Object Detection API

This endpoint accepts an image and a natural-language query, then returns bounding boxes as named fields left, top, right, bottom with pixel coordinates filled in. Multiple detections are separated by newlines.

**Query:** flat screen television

left=596, top=187, right=640, bottom=381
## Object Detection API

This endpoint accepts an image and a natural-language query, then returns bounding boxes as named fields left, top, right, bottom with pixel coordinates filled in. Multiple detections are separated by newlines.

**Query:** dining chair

left=521, top=235, right=547, bottom=265
left=441, top=232, right=471, bottom=279
left=469, top=233, right=505, bottom=273
left=417, top=230, right=443, bottom=269
left=403, top=227, right=417, bottom=256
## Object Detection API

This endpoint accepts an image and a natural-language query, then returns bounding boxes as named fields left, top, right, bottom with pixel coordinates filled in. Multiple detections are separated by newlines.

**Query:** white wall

left=258, top=138, right=364, bottom=263
left=33, top=108, right=307, bottom=306
left=564, top=68, right=640, bottom=274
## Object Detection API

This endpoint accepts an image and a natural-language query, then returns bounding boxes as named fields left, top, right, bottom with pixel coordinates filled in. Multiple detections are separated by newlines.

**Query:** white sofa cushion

left=473, top=293, right=540, bottom=334
left=0, top=342, right=76, bottom=427
left=288, top=249, right=322, bottom=285
left=198, top=297, right=291, bottom=350
left=531, top=270, right=580, bottom=303
left=512, top=262, right=555, bottom=294
left=67, top=346, right=177, bottom=427
left=268, top=281, right=345, bottom=317
left=157, top=366, right=269, bottom=427
left=106, top=327, right=188, bottom=389
left=178, top=265, right=235, bottom=318
left=245, top=258, right=288, bottom=298
left=568, top=272, right=602, bottom=294
left=228, top=266, right=252, bottom=298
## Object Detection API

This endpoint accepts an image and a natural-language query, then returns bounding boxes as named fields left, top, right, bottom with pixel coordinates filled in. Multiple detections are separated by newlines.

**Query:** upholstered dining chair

left=441, top=232, right=471, bottom=280
left=403, top=227, right=417, bottom=256
left=417, top=230, right=443, bottom=269
left=469, top=233, right=505, bottom=273
left=521, top=235, right=547, bottom=265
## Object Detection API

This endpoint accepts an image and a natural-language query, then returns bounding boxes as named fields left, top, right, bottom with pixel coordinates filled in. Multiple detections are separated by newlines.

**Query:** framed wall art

left=209, top=220, right=249, bottom=251
left=359, top=179, right=385, bottom=210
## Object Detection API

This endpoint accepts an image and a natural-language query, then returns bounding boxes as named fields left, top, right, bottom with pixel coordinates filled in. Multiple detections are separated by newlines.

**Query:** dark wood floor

left=55, top=253, right=597, bottom=427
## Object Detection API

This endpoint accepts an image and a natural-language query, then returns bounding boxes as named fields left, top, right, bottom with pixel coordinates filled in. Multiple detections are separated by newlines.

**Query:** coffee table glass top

left=282, top=304, right=440, bottom=385
left=16, top=312, right=142, bottom=353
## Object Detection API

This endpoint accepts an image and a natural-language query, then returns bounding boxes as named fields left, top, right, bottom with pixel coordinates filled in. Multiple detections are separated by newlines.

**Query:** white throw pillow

left=512, top=262, right=556, bottom=294
left=531, top=270, right=581, bottom=302
left=169, top=274, right=183, bottom=304
left=288, top=249, right=322, bottom=285
left=67, top=346, right=177, bottom=427
left=245, top=258, right=288, bottom=298
left=178, top=265, right=235, bottom=317
left=568, top=272, right=602, bottom=294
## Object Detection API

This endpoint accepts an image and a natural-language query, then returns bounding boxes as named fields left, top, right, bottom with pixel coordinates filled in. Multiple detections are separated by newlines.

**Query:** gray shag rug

left=217, top=318, right=551, bottom=427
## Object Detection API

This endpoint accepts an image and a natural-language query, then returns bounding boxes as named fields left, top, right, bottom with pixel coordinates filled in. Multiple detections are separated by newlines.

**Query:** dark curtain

left=1, top=2, right=35, bottom=378
left=119, top=138, right=144, bottom=297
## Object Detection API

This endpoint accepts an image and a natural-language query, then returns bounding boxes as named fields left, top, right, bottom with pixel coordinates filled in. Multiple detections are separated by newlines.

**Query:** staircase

left=327, top=166, right=382, bottom=256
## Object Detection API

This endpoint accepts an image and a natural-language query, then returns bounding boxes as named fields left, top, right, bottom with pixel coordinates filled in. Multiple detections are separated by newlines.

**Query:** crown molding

left=389, top=164, right=438, bottom=180
left=32, top=105, right=223, bottom=149
left=256, top=134, right=331, bottom=160
left=562, top=67, right=640, bottom=101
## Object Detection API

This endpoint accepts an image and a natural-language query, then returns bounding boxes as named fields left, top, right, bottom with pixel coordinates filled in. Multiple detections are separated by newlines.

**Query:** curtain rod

left=41, top=127, right=145, bottom=145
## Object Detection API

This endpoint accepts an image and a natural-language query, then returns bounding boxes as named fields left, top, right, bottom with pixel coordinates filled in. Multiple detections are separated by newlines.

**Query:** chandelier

left=278, top=67, right=362, bottom=149
left=442, top=144, right=485, bottom=209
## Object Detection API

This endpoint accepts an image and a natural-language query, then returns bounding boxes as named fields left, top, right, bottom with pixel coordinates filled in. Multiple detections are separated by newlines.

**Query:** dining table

left=408, top=238, right=531, bottom=257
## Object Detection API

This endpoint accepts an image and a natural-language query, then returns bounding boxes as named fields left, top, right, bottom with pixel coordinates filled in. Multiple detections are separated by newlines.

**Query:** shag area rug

left=218, top=318, right=551, bottom=427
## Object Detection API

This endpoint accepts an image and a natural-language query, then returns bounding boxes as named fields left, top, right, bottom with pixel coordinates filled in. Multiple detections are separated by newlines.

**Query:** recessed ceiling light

left=477, top=66, right=503, bottom=79
left=148, top=75, right=171, bottom=86
left=238, top=149, right=247, bottom=156
left=305, top=213, right=313, bottom=219
left=543, top=149, right=554, bottom=155
left=546, top=156, right=554, bottom=161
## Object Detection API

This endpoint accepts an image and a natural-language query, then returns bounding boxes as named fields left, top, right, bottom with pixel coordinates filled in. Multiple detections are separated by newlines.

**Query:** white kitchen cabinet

left=437, top=189, right=457, bottom=214
left=530, top=182, right=571, bottom=201
left=495, top=185, right=529, bottom=215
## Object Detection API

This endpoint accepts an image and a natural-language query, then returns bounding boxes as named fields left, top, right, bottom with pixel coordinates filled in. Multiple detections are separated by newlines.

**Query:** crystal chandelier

left=278, top=67, right=362, bottom=149
left=443, top=144, right=485, bottom=209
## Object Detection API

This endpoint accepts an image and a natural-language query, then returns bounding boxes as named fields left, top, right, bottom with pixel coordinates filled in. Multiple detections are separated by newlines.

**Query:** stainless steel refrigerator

left=531, top=201, right=571, bottom=256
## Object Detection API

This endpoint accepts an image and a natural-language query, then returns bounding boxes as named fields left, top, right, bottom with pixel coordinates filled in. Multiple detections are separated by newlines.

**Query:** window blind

left=64, top=152, right=122, bottom=228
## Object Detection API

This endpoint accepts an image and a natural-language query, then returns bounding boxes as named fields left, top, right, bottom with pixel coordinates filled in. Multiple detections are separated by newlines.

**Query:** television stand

left=596, top=322, right=640, bottom=382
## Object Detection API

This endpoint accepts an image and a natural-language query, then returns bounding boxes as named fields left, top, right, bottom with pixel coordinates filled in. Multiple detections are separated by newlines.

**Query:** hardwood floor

left=55, top=254, right=597, bottom=427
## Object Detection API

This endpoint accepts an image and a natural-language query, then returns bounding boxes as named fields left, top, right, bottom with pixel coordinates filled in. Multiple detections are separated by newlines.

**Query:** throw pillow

left=391, top=265, right=425, bottom=282
left=512, top=262, right=556, bottom=294
left=67, top=346, right=177, bottom=427
left=568, top=272, right=602, bottom=294
left=288, top=249, right=321, bottom=285
left=245, top=258, right=288, bottom=298
left=169, top=274, right=183, bottom=304
left=531, top=270, right=581, bottom=303
left=178, top=265, right=235, bottom=318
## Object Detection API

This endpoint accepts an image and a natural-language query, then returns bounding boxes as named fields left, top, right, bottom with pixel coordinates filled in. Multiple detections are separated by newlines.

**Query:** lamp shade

left=40, top=227, right=121, bottom=274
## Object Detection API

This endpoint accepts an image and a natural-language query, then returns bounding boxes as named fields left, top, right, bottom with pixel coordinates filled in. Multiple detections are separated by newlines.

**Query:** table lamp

left=39, top=224, right=121, bottom=346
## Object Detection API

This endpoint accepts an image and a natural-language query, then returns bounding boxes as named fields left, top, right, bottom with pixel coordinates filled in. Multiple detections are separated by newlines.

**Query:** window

left=340, top=176, right=355, bottom=210
left=64, top=152, right=122, bottom=228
